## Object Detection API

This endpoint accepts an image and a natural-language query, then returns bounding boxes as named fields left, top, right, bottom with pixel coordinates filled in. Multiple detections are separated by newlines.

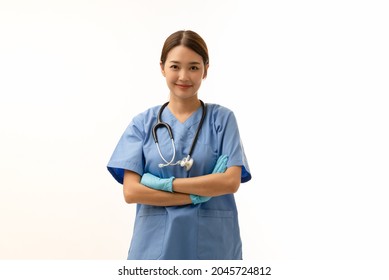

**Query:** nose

left=178, top=69, right=189, bottom=81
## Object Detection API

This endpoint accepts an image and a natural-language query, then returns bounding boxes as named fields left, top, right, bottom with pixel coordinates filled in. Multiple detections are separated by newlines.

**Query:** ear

left=160, top=61, right=166, bottom=77
left=203, top=64, right=209, bottom=79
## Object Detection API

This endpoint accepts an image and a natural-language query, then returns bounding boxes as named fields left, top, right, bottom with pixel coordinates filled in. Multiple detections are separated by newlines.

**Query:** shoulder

left=130, top=105, right=160, bottom=125
left=206, top=103, right=236, bottom=120
left=123, top=105, right=160, bottom=136
left=205, top=103, right=239, bottom=131
left=206, top=102, right=235, bottom=115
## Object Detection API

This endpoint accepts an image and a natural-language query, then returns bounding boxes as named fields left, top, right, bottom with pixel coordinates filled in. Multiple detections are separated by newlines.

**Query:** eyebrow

left=168, top=60, right=201, bottom=65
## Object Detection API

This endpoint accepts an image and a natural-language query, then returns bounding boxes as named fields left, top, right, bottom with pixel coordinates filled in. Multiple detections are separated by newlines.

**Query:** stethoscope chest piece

left=180, top=155, right=194, bottom=171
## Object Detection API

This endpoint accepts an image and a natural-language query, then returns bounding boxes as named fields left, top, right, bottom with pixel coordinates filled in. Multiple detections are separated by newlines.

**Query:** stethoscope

left=152, top=100, right=207, bottom=171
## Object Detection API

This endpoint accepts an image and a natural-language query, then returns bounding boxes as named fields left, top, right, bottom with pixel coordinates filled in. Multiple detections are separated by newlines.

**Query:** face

left=160, top=45, right=208, bottom=101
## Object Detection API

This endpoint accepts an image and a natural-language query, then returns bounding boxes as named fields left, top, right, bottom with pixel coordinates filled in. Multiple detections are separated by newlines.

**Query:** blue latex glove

left=190, top=155, right=229, bottom=205
left=140, top=173, right=174, bottom=192
left=190, top=194, right=211, bottom=205
left=212, top=154, right=228, bottom=173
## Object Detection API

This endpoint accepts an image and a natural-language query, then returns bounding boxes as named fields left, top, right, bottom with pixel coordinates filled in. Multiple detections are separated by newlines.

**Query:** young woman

left=107, top=30, right=251, bottom=260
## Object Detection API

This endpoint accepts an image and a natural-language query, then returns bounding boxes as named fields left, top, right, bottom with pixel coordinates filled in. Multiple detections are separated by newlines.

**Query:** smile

left=176, top=84, right=192, bottom=88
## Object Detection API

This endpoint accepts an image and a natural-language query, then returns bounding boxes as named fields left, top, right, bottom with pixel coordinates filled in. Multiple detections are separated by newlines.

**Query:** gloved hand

left=190, top=155, right=229, bottom=204
left=212, top=154, right=228, bottom=173
left=140, top=173, right=174, bottom=192
left=190, top=194, right=211, bottom=205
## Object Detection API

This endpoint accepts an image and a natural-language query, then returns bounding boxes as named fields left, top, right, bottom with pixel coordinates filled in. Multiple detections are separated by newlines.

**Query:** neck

left=168, top=97, right=201, bottom=114
left=167, top=96, right=201, bottom=123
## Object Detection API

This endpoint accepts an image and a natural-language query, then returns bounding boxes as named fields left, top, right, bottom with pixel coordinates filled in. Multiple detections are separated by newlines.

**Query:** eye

left=190, top=66, right=199, bottom=71
left=170, top=65, right=179, bottom=70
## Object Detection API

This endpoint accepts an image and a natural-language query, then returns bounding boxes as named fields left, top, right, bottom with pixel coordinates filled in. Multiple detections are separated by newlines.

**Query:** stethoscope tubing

left=152, top=100, right=207, bottom=169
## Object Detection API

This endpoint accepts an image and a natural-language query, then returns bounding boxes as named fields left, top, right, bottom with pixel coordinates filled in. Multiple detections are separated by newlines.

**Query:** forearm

left=123, top=170, right=192, bottom=206
left=173, top=166, right=242, bottom=197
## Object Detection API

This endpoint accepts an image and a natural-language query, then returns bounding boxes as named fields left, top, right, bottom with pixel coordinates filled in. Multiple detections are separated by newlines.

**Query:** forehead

left=166, top=45, right=203, bottom=63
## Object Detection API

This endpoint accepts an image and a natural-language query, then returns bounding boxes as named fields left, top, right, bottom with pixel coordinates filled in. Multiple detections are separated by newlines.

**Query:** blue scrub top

left=107, top=103, right=251, bottom=260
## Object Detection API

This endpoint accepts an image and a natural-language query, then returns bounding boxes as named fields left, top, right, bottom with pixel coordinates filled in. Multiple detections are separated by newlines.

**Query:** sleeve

left=107, top=116, right=145, bottom=184
left=218, top=108, right=252, bottom=183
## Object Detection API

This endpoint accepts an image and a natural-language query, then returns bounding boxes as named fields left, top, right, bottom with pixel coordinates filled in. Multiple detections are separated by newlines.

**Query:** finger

left=214, top=162, right=227, bottom=173
left=216, top=156, right=228, bottom=172
left=217, top=154, right=228, bottom=163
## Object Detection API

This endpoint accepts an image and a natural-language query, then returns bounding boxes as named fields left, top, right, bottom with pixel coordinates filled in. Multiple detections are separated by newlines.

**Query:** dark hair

left=160, top=30, right=209, bottom=75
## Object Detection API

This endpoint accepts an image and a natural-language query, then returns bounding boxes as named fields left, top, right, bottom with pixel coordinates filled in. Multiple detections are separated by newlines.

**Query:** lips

left=176, top=84, right=192, bottom=88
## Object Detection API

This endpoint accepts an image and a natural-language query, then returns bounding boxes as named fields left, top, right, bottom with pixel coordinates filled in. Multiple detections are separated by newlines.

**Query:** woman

left=107, top=30, right=251, bottom=260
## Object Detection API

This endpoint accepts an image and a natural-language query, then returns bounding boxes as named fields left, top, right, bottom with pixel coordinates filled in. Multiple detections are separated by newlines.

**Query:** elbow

left=123, top=185, right=137, bottom=204
left=224, top=166, right=241, bottom=194
left=124, top=194, right=135, bottom=204
left=224, top=173, right=240, bottom=193
left=124, top=193, right=134, bottom=204
left=122, top=170, right=142, bottom=204
left=229, top=182, right=240, bottom=194
left=226, top=176, right=241, bottom=194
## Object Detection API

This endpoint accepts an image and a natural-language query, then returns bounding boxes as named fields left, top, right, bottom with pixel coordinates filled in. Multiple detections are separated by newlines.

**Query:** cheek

left=192, top=72, right=204, bottom=81
left=195, top=74, right=205, bottom=84
left=165, top=71, right=177, bottom=81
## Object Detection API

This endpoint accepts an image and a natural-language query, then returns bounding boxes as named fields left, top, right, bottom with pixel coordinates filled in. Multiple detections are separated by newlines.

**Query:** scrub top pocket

left=197, top=209, right=235, bottom=259
left=127, top=206, right=167, bottom=260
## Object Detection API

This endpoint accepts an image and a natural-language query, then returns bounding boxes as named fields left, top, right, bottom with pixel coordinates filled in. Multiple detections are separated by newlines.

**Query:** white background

left=1, top=0, right=388, bottom=260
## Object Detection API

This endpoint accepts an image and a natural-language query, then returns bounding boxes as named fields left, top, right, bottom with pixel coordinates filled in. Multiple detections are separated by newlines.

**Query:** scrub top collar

left=162, top=104, right=204, bottom=128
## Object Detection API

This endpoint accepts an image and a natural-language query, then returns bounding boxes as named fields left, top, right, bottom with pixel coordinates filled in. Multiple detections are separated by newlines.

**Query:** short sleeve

left=216, top=107, right=252, bottom=183
left=107, top=117, right=145, bottom=184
